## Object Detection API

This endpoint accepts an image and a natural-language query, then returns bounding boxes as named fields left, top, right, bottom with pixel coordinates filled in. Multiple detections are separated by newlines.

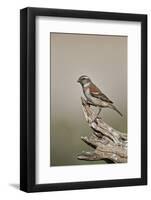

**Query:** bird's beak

left=77, top=78, right=80, bottom=83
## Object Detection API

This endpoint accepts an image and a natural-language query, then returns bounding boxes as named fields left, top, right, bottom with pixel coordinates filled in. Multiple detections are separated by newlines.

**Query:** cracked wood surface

left=77, top=97, right=127, bottom=163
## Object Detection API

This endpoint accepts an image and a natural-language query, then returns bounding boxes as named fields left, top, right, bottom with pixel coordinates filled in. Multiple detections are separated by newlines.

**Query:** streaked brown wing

left=98, top=93, right=113, bottom=103
left=90, top=83, right=113, bottom=103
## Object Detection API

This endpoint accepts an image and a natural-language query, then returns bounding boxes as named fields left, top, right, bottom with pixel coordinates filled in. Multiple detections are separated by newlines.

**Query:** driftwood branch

left=77, top=97, right=127, bottom=163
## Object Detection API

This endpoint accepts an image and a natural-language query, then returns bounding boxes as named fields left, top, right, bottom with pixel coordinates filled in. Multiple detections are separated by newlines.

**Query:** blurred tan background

left=50, top=33, right=127, bottom=166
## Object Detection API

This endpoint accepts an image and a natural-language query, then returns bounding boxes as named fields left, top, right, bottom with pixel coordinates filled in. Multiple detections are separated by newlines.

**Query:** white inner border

left=36, top=16, right=141, bottom=184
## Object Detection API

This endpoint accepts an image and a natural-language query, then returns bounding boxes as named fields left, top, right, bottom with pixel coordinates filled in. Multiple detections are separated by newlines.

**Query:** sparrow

left=77, top=75, right=123, bottom=117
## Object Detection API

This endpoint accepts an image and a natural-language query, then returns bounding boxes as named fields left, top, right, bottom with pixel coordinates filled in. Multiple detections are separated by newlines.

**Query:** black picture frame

left=20, top=7, right=147, bottom=192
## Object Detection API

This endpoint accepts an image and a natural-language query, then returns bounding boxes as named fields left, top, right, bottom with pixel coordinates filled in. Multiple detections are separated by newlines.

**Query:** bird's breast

left=84, top=88, right=92, bottom=101
left=84, top=88, right=99, bottom=104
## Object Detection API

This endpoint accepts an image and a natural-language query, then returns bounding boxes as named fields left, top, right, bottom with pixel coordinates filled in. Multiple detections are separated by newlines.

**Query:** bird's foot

left=92, top=109, right=102, bottom=122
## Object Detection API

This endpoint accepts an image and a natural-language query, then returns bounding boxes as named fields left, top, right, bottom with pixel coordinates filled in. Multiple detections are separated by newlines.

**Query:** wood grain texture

left=77, top=97, right=127, bottom=163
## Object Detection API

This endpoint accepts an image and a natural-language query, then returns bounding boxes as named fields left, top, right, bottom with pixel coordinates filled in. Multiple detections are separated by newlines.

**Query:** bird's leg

left=93, top=107, right=102, bottom=122
left=96, top=107, right=102, bottom=118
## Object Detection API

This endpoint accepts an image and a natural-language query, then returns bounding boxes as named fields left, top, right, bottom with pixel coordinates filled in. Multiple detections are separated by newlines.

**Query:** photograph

left=50, top=33, right=127, bottom=166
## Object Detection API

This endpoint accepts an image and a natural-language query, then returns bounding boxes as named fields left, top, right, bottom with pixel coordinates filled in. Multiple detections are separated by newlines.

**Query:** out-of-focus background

left=50, top=33, right=127, bottom=166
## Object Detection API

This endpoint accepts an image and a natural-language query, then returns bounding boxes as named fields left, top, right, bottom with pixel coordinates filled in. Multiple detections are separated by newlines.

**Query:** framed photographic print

left=20, top=7, right=147, bottom=192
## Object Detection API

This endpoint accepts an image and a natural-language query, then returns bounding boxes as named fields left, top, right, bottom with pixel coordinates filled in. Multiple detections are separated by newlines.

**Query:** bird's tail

left=109, top=104, right=123, bottom=117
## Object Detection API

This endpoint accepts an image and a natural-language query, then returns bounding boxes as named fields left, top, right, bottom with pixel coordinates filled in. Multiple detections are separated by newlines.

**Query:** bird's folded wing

left=90, top=84, right=113, bottom=103
left=98, top=93, right=113, bottom=103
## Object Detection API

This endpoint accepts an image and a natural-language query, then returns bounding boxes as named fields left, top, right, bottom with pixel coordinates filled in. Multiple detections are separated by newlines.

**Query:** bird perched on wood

left=77, top=75, right=123, bottom=118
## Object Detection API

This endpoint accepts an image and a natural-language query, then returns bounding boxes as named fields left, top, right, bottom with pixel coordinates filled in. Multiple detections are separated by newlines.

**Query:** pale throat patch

left=84, top=82, right=90, bottom=88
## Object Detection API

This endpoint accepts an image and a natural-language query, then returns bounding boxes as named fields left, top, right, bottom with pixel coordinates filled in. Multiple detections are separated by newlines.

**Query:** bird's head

left=77, top=75, right=91, bottom=86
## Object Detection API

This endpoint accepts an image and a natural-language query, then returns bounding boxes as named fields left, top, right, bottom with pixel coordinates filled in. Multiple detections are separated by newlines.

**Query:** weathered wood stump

left=77, top=97, right=127, bottom=163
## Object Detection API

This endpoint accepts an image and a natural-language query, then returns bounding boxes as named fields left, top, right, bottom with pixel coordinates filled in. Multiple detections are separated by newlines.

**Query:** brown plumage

left=77, top=75, right=123, bottom=117
left=89, top=82, right=113, bottom=103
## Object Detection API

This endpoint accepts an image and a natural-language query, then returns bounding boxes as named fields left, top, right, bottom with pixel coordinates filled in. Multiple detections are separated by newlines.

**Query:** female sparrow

left=77, top=75, right=123, bottom=117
